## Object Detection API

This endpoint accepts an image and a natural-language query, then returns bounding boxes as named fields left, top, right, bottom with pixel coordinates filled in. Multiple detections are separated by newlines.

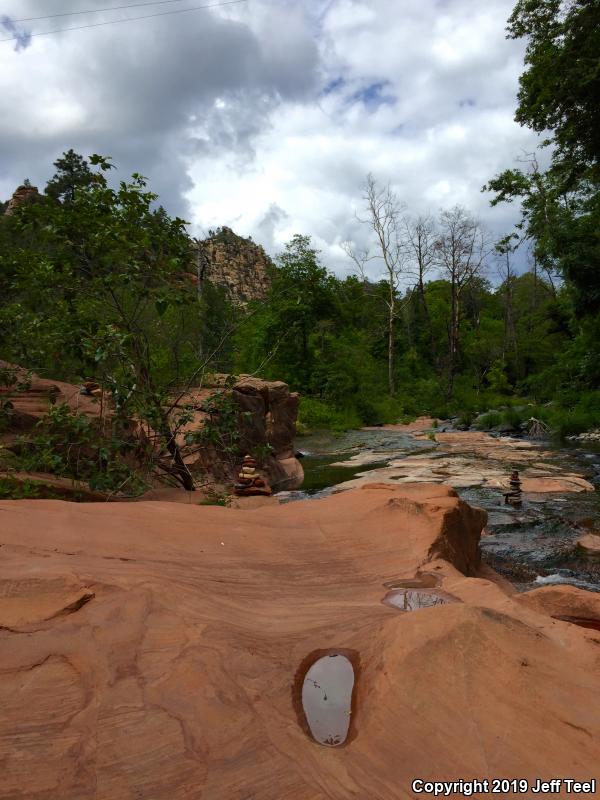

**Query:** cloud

left=0, top=0, right=319, bottom=215
left=0, top=0, right=540, bottom=277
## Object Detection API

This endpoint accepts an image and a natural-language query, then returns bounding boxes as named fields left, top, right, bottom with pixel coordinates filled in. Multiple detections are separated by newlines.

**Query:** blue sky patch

left=352, top=81, right=396, bottom=109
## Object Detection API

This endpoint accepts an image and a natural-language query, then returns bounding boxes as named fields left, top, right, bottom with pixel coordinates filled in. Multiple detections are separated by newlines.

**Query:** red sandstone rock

left=0, top=361, right=106, bottom=429
left=1, top=363, right=303, bottom=496
left=4, top=184, right=41, bottom=215
left=576, top=533, right=600, bottom=558
left=363, top=415, right=440, bottom=432
left=517, top=584, right=600, bottom=622
left=0, top=484, right=598, bottom=798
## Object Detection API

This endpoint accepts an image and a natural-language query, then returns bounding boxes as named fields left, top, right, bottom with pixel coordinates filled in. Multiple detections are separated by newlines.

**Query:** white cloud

left=0, top=0, right=540, bottom=276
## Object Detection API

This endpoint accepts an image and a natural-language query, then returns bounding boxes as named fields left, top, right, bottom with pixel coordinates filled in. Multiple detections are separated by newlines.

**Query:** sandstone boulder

left=576, top=533, right=600, bottom=558
left=0, top=361, right=105, bottom=430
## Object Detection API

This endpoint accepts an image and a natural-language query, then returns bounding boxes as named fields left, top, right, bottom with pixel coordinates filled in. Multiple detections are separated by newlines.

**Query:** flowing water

left=284, top=429, right=600, bottom=593
left=284, top=429, right=434, bottom=497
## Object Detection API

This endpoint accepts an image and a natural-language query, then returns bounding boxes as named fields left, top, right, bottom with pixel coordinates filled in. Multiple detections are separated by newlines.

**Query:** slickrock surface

left=0, top=484, right=599, bottom=799
left=362, top=416, right=439, bottom=433
left=336, top=431, right=595, bottom=494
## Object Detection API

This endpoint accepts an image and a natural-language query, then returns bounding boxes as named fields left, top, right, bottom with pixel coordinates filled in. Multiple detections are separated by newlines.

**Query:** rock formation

left=0, top=484, right=598, bottom=798
left=0, top=363, right=303, bottom=498
left=336, top=429, right=596, bottom=494
left=193, top=226, right=272, bottom=304
left=170, top=375, right=303, bottom=492
left=4, top=184, right=41, bottom=215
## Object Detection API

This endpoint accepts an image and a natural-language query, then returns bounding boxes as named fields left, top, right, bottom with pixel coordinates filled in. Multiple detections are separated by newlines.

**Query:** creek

left=282, top=428, right=600, bottom=593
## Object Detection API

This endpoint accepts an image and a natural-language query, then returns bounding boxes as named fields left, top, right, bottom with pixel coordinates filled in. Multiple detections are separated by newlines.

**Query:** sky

left=0, top=0, right=541, bottom=277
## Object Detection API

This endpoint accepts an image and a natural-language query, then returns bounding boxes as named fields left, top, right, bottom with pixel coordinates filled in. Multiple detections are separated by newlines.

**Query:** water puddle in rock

left=383, top=588, right=458, bottom=611
left=301, top=654, right=354, bottom=747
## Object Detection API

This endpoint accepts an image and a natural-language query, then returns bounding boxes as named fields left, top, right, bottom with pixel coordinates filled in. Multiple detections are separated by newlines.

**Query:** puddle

left=301, top=654, right=354, bottom=747
left=383, top=588, right=458, bottom=611
left=551, top=615, right=600, bottom=631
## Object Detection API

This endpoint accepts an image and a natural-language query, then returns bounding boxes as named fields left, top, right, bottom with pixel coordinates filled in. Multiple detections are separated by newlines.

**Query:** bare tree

left=343, top=174, right=406, bottom=395
left=403, top=214, right=438, bottom=354
left=495, top=235, right=519, bottom=364
left=436, top=206, right=491, bottom=394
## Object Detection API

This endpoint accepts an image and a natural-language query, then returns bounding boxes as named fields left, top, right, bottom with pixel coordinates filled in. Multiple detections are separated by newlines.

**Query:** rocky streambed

left=289, top=422, right=600, bottom=593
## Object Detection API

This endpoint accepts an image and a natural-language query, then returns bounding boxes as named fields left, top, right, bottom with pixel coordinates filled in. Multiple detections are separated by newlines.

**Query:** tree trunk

left=448, top=280, right=459, bottom=396
left=388, top=287, right=396, bottom=396
left=418, top=277, right=435, bottom=357
left=159, top=417, right=196, bottom=491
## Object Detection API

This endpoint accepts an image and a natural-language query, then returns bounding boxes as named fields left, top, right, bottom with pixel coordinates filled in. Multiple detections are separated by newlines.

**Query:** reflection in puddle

left=383, top=588, right=458, bottom=612
left=301, top=654, right=354, bottom=747
left=384, top=573, right=440, bottom=590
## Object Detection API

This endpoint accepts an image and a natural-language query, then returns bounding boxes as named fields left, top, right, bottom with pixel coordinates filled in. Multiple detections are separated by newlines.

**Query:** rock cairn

left=234, top=455, right=272, bottom=497
left=504, top=470, right=523, bottom=507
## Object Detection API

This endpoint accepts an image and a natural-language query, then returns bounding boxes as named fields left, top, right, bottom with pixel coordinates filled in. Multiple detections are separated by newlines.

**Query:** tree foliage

left=485, top=0, right=600, bottom=313
left=0, top=153, right=235, bottom=491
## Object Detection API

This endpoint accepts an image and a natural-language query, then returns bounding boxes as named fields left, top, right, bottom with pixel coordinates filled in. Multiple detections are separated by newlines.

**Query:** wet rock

left=383, top=588, right=459, bottom=611
left=330, top=432, right=595, bottom=498
left=521, top=476, right=594, bottom=493
left=576, top=533, right=600, bottom=559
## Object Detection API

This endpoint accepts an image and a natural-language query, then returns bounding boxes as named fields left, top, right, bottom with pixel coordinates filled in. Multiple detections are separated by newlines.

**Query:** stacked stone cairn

left=504, top=470, right=523, bottom=508
left=234, top=455, right=272, bottom=497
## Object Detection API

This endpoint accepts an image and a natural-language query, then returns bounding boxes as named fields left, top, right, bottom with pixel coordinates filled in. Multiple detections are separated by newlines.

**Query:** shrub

left=475, top=411, right=502, bottom=430
left=17, top=403, right=146, bottom=494
left=298, top=398, right=361, bottom=433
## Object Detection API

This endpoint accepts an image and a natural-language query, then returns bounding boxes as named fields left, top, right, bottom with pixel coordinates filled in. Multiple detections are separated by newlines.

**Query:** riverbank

left=291, top=423, right=600, bottom=592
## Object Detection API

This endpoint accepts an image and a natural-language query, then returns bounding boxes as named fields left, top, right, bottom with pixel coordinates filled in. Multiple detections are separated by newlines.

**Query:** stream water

left=282, top=429, right=600, bottom=593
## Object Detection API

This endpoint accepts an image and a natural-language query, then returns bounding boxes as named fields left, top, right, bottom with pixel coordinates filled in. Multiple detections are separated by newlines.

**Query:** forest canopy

left=1, top=0, right=600, bottom=451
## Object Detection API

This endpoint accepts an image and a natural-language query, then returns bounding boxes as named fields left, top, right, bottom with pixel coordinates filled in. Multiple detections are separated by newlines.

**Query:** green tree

left=509, top=0, right=600, bottom=183
left=0, top=155, right=212, bottom=490
left=45, top=149, right=95, bottom=204
left=236, top=235, right=336, bottom=391
left=485, top=0, right=600, bottom=313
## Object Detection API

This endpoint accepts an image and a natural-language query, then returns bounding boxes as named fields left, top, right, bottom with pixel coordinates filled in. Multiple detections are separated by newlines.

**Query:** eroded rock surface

left=577, top=533, right=600, bottom=558
left=335, top=431, right=595, bottom=495
left=0, top=484, right=598, bottom=798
